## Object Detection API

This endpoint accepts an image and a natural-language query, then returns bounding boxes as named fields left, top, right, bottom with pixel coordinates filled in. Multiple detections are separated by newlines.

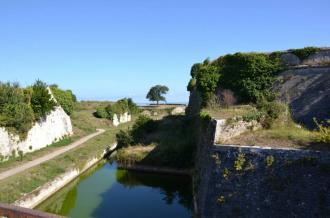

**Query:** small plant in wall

left=265, top=155, right=275, bottom=167
left=234, top=152, right=246, bottom=171
left=223, top=168, right=230, bottom=179
left=29, top=145, right=33, bottom=150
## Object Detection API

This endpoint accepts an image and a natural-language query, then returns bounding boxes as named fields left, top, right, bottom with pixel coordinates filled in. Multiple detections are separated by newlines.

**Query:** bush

left=314, top=119, right=330, bottom=144
left=50, top=85, right=76, bottom=115
left=95, top=107, right=109, bottom=118
left=195, top=65, right=220, bottom=106
left=131, top=115, right=158, bottom=142
left=0, top=103, right=34, bottom=136
left=257, top=99, right=287, bottom=129
left=31, top=80, right=56, bottom=120
left=116, top=130, right=134, bottom=148
left=96, top=98, right=139, bottom=120
left=188, top=52, right=281, bottom=107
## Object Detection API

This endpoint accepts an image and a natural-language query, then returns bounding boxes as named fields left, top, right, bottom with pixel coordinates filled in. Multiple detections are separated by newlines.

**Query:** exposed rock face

left=280, top=53, right=301, bottom=66
left=302, top=50, right=330, bottom=65
left=273, top=66, right=330, bottom=128
left=112, top=112, right=131, bottom=126
left=0, top=106, right=73, bottom=159
left=214, top=119, right=261, bottom=143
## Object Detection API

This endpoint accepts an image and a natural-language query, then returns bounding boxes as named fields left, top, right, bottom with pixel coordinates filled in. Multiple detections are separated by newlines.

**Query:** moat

left=36, top=162, right=193, bottom=218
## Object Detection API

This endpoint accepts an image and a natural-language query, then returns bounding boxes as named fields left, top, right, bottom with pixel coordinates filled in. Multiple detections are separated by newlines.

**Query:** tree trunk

left=157, top=100, right=159, bottom=105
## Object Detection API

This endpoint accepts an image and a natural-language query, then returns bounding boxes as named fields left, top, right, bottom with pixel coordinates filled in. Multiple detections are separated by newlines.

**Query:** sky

left=1, top=0, right=329, bottom=103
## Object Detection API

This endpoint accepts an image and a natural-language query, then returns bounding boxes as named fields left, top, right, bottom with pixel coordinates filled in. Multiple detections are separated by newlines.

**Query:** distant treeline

left=0, top=80, right=76, bottom=138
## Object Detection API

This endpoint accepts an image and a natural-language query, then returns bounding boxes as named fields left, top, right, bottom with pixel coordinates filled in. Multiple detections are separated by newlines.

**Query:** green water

left=36, top=162, right=193, bottom=218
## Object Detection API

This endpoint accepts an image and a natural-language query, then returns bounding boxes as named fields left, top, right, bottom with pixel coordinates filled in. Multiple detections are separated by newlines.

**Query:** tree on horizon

left=146, top=85, right=169, bottom=105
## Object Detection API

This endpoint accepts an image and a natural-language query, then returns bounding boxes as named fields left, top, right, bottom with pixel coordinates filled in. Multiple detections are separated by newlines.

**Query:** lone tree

left=146, top=85, right=169, bottom=105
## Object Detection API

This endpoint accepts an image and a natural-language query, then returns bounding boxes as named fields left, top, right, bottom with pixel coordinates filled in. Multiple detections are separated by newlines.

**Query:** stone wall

left=214, top=119, right=260, bottom=143
left=273, top=66, right=330, bottom=128
left=0, top=106, right=73, bottom=159
left=112, top=112, right=131, bottom=126
left=195, top=119, right=330, bottom=218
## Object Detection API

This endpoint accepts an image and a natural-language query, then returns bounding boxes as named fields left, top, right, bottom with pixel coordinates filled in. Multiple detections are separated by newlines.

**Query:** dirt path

left=0, top=129, right=106, bottom=181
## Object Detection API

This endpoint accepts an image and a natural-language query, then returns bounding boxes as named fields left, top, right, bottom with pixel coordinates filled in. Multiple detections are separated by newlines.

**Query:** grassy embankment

left=203, top=105, right=329, bottom=150
left=114, top=106, right=197, bottom=171
left=0, top=101, right=133, bottom=203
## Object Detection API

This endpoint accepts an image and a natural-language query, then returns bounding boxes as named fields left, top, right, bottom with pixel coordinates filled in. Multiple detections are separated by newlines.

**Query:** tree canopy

left=146, top=85, right=169, bottom=105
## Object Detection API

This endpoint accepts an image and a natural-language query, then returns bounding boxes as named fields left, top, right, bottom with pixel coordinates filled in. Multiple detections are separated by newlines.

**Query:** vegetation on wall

left=95, top=98, right=139, bottom=119
left=50, top=84, right=77, bottom=115
left=0, top=80, right=75, bottom=138
left=190, top=53, right=282, bottom=106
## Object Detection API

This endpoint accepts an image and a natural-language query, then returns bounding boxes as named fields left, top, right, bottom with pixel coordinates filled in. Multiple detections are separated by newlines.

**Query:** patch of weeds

left=223, top=168, right=230, bottom=179
left=234, top=152, right=246, bottom=171
left=265, top=155, right=275, bottom=167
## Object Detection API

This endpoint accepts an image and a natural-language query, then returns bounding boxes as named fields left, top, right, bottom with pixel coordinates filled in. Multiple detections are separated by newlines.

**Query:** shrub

left=116, top=130, right=133, bottom=148
left=131, top=115, right=158, bottom=142
left=196, top=65, right=220, bottom=106
left=50, top=85, right=76, bottom=115
left=0, top=103, right=34, bottom=136
left=95, top=107, right=109, bottom=118
left=96, top=98, right=139, bottom=120
left=314, top=119, right=330, bottom=144
left=257, top=99, right=287, bottom=129
left=31, top=80, right=56, bottom=120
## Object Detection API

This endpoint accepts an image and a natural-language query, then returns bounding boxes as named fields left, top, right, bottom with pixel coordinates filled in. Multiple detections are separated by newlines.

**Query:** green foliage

left=50, top=85, right=76, bottom=115
left=0, top=103, right=34, bottom=136
left=266, top=155, right=275, bottom=167
left=146, top=85, right=169, bottom=104
left=188, top=52, right=281, bottom=106
left=107, top=98, right=139, bottom=118
left=116, top=130, right=134, bottom=148
left=290, top=47, right=321, bottom=60
left=234, top=153, right=246, bottom=171
left=219, top=53, right=281, bottom=103
left=131, top=115, right=158, bottom=142
left=195, top=65, right=220, bottom=106
left=31, top=80, right=56, bottom=120
left=95, top=107, right=109, bottom=118
left=95, top=98, right=139, bottom=120
left=314, top=119, right=330, bottom=144
left=0, top=83, right=35, bottom=138
left=257, top=99, right=287, bottom=129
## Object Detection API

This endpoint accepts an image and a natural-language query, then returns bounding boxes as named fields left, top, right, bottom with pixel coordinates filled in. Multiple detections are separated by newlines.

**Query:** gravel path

left=0, top=129, right=106, bottom=181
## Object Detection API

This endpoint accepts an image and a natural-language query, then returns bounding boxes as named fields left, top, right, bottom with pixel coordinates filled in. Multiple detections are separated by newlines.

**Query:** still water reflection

left=36, top=162, right=193, bottom=218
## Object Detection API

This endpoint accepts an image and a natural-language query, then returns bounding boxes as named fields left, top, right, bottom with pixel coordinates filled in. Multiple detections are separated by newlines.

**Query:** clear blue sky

left=1, top=0, right=329, bottom=103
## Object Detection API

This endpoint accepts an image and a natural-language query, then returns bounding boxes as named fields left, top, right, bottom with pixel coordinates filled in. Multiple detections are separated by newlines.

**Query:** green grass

left=227, top=119, right=329, bottom=150
left=0, top=137, right=73, bottom=173
left=203, top=105, right=256, bottom=119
